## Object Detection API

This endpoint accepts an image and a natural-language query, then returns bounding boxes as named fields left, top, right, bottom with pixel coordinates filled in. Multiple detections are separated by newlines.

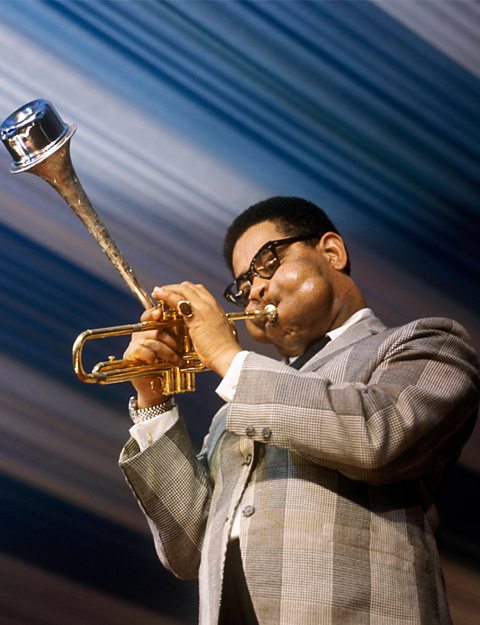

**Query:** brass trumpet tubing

left=73, top=320, right=201, bottom=392
left=72, top=305, right=277, bottom=388
left=72, top=318, right=185, bottom=383
left=90, top=359, right=197, bottom=390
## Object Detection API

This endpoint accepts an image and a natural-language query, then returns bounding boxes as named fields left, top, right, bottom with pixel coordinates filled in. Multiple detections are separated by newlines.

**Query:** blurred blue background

left=0, top=1, right=479, bottom=623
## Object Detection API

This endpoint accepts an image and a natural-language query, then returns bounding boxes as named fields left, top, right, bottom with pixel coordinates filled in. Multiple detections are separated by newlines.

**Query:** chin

left=274, top=344, right=304, bottom=358
left=247, top=317, right=303, bottom=353
left=245, top=321, right=271, bottom=343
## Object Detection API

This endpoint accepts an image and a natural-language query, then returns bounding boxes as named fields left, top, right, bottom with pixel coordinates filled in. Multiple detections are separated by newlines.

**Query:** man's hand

left=152, top=282, right=242, bottom=377
left=123, top=305, right=184, bottom=407
left=123, top=283, right=242, bottom=407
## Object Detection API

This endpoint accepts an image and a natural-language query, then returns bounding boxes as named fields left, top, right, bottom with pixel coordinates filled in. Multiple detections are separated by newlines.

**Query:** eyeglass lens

left=225, top=234, right=317, bottom=306
left=230, top=247, right=279, bottom=305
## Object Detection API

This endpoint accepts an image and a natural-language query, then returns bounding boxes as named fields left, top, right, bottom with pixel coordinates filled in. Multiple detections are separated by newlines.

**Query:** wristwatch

left=128, top=396, right=176, bottom=424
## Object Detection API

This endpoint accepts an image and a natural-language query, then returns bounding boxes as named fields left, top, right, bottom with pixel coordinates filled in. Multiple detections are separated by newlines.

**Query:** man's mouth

left=248, top=303, right=278, bottom=328
left=263, top=303, right=278, bottom=324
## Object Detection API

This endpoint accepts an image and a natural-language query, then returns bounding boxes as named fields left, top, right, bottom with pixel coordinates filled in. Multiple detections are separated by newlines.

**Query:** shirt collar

left=326, top=307, right=374, bottom=342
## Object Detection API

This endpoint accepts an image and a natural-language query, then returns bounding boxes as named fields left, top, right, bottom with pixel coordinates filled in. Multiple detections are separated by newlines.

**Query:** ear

left=317, top=232, right=349, bottom=272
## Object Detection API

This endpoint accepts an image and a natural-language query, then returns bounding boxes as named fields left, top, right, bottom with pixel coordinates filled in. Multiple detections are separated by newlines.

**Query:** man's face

left=231, top=220, right=347, bottom=357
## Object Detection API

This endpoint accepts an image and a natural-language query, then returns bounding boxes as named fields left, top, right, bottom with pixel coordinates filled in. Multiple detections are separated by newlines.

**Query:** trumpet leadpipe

left=226, top=303, right=278, bottom=323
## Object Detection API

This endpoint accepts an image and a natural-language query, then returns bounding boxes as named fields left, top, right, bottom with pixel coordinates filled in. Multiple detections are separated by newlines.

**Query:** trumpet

left=72, top=302, right=277, bottom=394
left=1, top=99, right=277, bottom=394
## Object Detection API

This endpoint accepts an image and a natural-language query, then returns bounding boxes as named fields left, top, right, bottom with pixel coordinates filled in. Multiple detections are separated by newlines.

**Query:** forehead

left=232, top=220, right=285, bottom=275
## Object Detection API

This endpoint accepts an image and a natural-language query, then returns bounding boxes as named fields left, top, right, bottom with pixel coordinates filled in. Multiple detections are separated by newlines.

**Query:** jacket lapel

left=299, top=314, right=387, bottom=372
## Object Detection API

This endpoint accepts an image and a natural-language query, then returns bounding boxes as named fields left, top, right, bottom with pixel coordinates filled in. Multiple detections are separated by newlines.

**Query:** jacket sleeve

left=226, top=317, right=479, bottom=484
left=119, top=413, right=215, bottom=580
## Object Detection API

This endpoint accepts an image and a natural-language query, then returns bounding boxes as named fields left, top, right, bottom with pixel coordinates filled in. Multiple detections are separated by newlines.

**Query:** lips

left=249, top=303, right=279, bottom=329
left=248, top=316, right=268, bottom=329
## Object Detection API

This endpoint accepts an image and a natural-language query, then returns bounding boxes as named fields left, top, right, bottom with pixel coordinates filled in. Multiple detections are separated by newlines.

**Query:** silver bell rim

left=0, top=99, right=76, bottom=173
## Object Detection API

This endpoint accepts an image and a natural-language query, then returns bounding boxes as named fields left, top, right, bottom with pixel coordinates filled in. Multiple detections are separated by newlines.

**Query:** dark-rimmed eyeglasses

left=223, top=234, right=318, bottom=307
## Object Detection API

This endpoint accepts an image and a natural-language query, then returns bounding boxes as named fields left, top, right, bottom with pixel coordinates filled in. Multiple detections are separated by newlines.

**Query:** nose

left=248, top=275, right=268, bottom=305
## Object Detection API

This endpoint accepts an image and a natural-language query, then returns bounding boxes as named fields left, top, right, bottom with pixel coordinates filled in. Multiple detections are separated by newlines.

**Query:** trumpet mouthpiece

left=263, top=303, right=278, bottom=323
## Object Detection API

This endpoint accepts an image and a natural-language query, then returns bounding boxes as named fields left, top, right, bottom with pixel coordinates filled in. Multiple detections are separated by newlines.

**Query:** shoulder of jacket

left=392, top=317, right=471, bottom=340
left=346, top=317, right=470, bottom=356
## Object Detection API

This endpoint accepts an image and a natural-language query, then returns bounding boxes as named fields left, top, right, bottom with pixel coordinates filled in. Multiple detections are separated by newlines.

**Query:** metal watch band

left=128, top=396, right=176, bottom=424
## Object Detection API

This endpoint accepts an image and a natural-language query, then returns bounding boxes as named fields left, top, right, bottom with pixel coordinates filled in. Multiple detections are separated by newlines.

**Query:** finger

left=153, top=283, right=223, bottom=320
left=140, top=305, right=164, bottom=322
left=124, top=338, right=183, bottom=366
left=141, top=337, right=184, bottom=364
left=132, top=327, right=181, bottom=352
left=153, top=282, right=211, bottom=309
left=124, top=340, right=157, bottom=365
left=182, top=282, right=227, bottom=312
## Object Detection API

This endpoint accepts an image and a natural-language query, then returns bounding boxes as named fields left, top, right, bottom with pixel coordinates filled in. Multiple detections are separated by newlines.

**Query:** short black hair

left=223, top=196, right=350, bottom=274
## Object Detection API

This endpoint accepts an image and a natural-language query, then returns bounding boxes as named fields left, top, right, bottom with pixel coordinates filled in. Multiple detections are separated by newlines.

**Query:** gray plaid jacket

left=120, top=315, right=479, bottom=625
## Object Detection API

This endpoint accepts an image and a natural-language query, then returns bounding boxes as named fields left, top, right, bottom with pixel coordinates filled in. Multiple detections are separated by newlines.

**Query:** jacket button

left=262, top=427, right=272, bottom=440
left=242, top=505, right=255, bottom=517
left=245, top=426, right=255, bottom=437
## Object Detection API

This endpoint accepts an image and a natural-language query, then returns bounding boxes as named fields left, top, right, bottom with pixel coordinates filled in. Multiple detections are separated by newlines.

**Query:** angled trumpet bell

left=1, top=99, right=154, bottom=310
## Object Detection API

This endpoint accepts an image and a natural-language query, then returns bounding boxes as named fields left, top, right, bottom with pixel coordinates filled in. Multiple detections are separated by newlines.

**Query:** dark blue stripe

left=0, top=221, right=139, bottom=406
left=0, top=471, right=198, bottom=621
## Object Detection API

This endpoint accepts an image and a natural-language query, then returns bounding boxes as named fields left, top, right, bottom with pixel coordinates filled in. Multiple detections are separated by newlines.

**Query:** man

left=119, top=197, right=479, bottom=625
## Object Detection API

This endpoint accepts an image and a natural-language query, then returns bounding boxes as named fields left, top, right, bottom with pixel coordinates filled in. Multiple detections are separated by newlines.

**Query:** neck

left=328, top=282, right=367, bottom=334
